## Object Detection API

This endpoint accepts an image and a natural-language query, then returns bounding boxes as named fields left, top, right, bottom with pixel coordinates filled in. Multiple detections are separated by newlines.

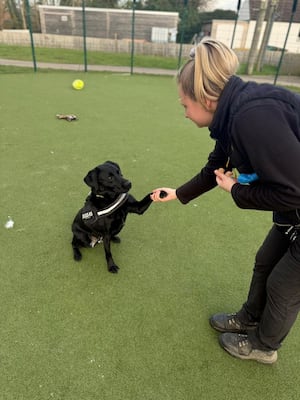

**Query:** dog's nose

left=123, top=180, right=132, bottom=190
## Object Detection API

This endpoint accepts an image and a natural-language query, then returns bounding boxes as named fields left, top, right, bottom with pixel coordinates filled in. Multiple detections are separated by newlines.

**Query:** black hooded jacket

left=176, top=76, right=300, bottom=226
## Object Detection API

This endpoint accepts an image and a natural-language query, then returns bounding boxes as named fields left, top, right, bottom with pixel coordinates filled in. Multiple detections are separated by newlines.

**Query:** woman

left=151, top=38, right=300, bottom=364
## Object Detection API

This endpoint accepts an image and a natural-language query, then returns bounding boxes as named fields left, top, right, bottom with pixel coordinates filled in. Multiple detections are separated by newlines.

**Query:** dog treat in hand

left=159, top=190, right=168, bottom=198
left=56, top=114, right=78, bottom=122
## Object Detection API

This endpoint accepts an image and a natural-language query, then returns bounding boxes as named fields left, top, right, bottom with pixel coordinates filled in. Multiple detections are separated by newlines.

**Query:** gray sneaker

left=209, top=312, right=258, bottom=333
left=219, top=333, right=278, bottom=364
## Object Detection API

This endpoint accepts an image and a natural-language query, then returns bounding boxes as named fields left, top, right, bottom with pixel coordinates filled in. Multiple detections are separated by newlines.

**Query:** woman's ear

left=205, top=99, right=218, bottom=112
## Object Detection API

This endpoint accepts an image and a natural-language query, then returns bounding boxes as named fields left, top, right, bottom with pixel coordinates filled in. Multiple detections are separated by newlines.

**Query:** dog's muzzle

left=122, top=180, right=132, bottom=191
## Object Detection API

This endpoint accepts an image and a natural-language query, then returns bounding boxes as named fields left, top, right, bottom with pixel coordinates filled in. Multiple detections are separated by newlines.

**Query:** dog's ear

left=84, top=168, right=98, bottom=189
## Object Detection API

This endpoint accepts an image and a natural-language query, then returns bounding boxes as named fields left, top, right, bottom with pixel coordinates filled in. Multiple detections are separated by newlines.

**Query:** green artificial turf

left=1, top=72, right=300, bottom=400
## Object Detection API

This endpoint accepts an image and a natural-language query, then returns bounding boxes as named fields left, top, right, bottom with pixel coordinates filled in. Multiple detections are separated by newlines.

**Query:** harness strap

left=81, top=193, right=129, bottom=222
left=96, top=193, right=129, bottom=217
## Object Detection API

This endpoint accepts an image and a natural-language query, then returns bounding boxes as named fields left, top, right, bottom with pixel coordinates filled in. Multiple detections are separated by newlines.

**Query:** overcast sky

left=207, top=0, right=240, bottom=11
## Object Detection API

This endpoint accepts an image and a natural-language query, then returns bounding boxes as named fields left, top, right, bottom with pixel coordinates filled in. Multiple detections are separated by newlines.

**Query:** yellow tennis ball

left=72, top=79, right=84, bottom=90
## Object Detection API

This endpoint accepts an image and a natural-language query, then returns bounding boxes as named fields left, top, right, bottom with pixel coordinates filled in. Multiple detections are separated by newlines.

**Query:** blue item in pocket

left=237, top=173, right=259, bottom=184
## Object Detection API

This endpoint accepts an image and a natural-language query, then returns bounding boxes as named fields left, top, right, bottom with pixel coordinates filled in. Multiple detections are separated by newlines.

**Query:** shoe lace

left=228, top=314, right=241, bottom=329
left=237, top=334, right=249, bottom=349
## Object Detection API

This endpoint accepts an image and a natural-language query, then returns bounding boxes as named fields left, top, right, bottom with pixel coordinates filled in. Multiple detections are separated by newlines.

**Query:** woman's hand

left=214, top=168, right=237, bottom=193
left=151, top=188, right=177, bottom=202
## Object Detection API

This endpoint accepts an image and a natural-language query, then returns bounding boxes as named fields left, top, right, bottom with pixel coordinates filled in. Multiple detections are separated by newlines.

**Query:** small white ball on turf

left=72, top=79, right=84, bottom=90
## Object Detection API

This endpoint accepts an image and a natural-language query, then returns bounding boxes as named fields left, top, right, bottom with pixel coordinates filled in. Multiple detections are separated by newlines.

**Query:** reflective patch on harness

left=82, top=211, right=93, bottom=220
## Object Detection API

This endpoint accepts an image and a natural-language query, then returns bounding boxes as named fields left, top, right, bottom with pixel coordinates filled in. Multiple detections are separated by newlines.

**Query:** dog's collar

left=96, top=193, right=129, bottom=217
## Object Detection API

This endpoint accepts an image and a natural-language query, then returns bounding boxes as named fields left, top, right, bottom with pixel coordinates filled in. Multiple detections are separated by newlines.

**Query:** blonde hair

left=177, top=38, right=239, bottom=108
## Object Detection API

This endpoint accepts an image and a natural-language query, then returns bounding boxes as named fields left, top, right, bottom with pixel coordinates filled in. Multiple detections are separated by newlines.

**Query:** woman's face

left=178, top=86, right=216, bottom=128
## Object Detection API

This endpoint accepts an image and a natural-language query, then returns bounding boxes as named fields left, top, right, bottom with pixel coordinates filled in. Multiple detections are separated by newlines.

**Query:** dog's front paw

left=109, top=264, right=120, bottom=273
left=73, top=248, right=82, bottom=261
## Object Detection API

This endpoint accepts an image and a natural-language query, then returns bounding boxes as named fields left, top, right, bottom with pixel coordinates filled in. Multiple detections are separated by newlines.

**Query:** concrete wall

left=0, top=29, right=182, bottom=57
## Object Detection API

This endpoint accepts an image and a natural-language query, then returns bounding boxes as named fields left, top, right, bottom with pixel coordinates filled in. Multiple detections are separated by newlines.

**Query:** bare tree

left=0, top=0, right=5, bottom=29
left=256, top=0, right=279, bottom=71
left=247, top=0, right=269, bottom=75
left=20, top=0, right=27, bottom=29
left=6, top=0, right=23, bottom=29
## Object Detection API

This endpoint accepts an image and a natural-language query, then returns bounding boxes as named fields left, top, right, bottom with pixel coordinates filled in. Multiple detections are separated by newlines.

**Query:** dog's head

left=84, top=161, right=132, bottom=197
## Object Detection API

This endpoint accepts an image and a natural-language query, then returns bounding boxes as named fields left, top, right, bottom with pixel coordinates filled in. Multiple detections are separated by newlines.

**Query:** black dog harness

left=81, top=193, right=129, bottom=247
left=82, top=193, right=129, bottom=220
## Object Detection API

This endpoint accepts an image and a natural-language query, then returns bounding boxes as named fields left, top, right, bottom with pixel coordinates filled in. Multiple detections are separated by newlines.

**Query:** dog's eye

left=108, top=176, right=113, bottom=181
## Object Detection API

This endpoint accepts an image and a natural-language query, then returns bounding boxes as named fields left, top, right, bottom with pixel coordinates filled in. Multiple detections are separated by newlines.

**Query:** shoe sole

left=218, top=336, right=278, bottom=364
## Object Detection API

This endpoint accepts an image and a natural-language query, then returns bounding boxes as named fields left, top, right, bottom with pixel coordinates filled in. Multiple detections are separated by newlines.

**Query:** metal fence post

left=274, top=0, right=298, bottom=85
left=24, top=0, right=37, bottom=72
left=130, top=0, right=136, bottom=75
left=82, top=0, right=88, bottom=72
left=177, top=0, right=189, bottom=70
left=231, top=0, right=241, bottom=49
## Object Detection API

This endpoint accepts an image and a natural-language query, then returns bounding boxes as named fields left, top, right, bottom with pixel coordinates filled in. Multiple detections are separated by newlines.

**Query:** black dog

left=71, top=161, right=153, bottom=273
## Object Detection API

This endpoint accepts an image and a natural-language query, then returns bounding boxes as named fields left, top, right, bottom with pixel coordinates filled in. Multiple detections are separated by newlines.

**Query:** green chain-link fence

left=0, top=0, right=299, bottom=86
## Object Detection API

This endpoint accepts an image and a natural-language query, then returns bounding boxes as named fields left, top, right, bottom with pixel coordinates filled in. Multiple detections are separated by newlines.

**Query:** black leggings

left=237, top=224, right=300, bottom=350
